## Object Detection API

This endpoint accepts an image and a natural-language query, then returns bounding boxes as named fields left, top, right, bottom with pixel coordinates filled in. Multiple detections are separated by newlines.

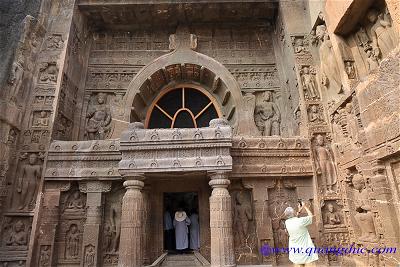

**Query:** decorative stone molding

left=45, top=140, right=121, bottom=180
left=119, top=122, right=233, bottom=175
left=231, top=137, right=313, bottom=177
left=79, top=181, right=112, bottom=193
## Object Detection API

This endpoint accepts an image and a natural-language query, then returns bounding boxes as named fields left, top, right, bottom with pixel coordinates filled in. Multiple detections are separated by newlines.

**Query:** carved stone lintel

left=79, top=181, right=112, bottom=193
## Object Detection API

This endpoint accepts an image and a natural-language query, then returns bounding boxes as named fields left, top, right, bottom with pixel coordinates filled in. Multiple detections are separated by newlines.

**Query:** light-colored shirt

left=285, top=215, right=318, bottom=264
left=164, top=211, right=173, bottom=230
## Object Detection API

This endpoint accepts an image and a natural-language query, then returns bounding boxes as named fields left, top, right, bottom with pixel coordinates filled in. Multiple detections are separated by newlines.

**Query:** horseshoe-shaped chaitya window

left=146, top=85, right=222, bottom=129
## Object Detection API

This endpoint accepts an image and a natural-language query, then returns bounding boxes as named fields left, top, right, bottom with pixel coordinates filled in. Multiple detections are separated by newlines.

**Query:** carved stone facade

left=0, top=0, right=399, bottom=266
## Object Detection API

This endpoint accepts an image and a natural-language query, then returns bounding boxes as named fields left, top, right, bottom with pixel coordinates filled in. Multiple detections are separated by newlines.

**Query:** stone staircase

left=160, top=253, right=203, bottom=266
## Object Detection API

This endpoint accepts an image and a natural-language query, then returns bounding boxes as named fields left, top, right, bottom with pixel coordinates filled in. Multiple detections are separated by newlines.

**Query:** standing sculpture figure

left=301, top=66, right=319, bottom=100
left=366, top=50, right=380, bottom=72
left=345, top=103, right=361, bottom=147
left=109, top=198, right=122, bottom=252
left=366, top=8, right=398, bottom=59
left=86, top=93, right=112, bottom=140
left=315, top=25, right=342, bottom=94
left=254, top=91, right=281, bottom=136
left=314, top=135, right=336, bottom=193
left=352, top=174, right=377, bottom=242
left=233, top=192, right=252, bottom=245
left=66, top=224, right=80, bottom=258
left=16, top=153, right=42, bottom=210
left=8, top=53, right=25, bottom=102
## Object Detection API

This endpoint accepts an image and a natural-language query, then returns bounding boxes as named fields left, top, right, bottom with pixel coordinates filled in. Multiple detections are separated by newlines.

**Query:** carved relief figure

left=324, top=204, right=341, bottom=225
left=39, top=62, right=58, bottom=83
left=8, top=53, right=25, bottom=101
left=233, top=192, right=252, bottom=244
left=300, top=66, right=319, bottom=100
left=86, top=93, right=112, bottom=140
left=15, top=153, right=42, bottom=210
left=103, top=223, right=113, bottom=253
left=276, top=220, right=288, bottom=248
left=84, top=245, right=95, bottom=267
left=109, top=195, right=122, bottom=252
left=39, top=245, right=50, bottom=266
left=315, top=25, right=342, bottom=94
left=7, top=129, right=17, bottom=144
left=66, top=191, right=84, bottom=210
left=345, top=103, right=361, bottom=147
left=33, top=111, right=50, bottom=127
left=366, top=8, right=398, bottom=59
left=292, top=37, right=308, bottom=54
left=352, top=173, right=378, bottom=242
left=366, top=50, right=380, bottom=72
left=254, top=91, right=280, bottom=136
left=308, top=105, right=324, bottom=123
left=314, top=135, right=337, bottom=193
left=344, top=61, right=356, bottom=79
left=6, top=220, right=27, bottom=246
left=65, top=224, right=80, bottom=259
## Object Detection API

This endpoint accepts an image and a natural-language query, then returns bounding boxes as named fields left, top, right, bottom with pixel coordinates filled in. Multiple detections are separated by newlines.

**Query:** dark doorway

left=163, top=192, right=199, bottom=252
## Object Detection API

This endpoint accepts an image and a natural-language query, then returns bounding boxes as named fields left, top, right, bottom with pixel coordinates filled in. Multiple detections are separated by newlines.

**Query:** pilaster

left=79, top=181, right=112, bottom=267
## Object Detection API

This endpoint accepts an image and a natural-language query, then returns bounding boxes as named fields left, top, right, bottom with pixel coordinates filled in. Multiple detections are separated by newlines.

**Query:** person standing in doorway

left=164, top=206, right=174, bottom=250
left=173, top=207, right=191, bottom=253
left=284, top=202, right=318, bottom=267
left=189, top=208, right=200, bottom=251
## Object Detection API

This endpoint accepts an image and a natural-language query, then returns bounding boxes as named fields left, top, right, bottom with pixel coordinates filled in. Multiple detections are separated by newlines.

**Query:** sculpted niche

left=85, top=93, right=112, bottom=140
left=314, top=135, right=337, bottom=194
left=13, top=153, right=44, bottom=211
left=314, top=25, right=342, bottom=94
left=350, top=172, right=378, bottom=243
left=254, top=91, right=281, bottom=136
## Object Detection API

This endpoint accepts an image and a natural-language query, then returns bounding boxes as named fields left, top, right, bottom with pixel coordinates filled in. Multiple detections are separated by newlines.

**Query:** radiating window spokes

left=147, top=86, right=219, bottom=129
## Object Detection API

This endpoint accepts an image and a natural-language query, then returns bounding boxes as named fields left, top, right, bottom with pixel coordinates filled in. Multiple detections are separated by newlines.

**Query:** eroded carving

left=65, top=224, right=80, bottom=259
left=300, top=66, right=319, bottom=100
left=39, top=62, right=58, bottom=83
left=315, top=25, right=342, bottom=94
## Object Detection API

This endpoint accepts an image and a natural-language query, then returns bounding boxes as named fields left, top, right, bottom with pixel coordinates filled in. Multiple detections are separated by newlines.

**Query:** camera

left=298, top=199, right=303, bottom=206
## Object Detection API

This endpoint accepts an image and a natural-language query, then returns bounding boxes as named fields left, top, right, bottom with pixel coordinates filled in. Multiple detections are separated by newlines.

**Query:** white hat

left=175, top=211, right=187, bottom=222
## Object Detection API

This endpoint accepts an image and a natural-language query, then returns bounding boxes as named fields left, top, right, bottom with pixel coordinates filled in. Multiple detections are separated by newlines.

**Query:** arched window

left=146, top=85, right=221, bottom=129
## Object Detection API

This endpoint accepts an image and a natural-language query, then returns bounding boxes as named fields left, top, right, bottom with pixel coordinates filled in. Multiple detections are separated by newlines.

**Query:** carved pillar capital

left=208, top=170, right=230, bottom=180
left=123, top=179, right=145, bottom=190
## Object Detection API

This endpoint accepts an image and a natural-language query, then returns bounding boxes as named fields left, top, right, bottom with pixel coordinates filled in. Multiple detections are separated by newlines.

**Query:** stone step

left=160, top=253, right=203, bottom=266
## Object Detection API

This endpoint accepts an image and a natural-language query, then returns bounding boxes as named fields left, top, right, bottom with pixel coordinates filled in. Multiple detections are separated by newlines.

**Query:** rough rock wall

left=0, top=0, right=42, bottom=89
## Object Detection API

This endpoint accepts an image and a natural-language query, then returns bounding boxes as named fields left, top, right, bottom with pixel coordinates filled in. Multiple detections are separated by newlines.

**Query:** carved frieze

left=45, top=140, right=121, bottom=180
left=119, top=121, right=232, bottom=174
left=231, top=137, right=313, bottom=177
left=228, top=65, right=280, bottom=91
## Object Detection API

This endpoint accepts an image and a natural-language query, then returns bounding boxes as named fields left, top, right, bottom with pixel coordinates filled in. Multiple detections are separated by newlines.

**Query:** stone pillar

left=208, top=171, right=235, bottom=267
left=79, top=181, right=111, bottom=267
left=33, top=182, right=70, bottom=266
left=118, top=176, right=145, bottom=267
